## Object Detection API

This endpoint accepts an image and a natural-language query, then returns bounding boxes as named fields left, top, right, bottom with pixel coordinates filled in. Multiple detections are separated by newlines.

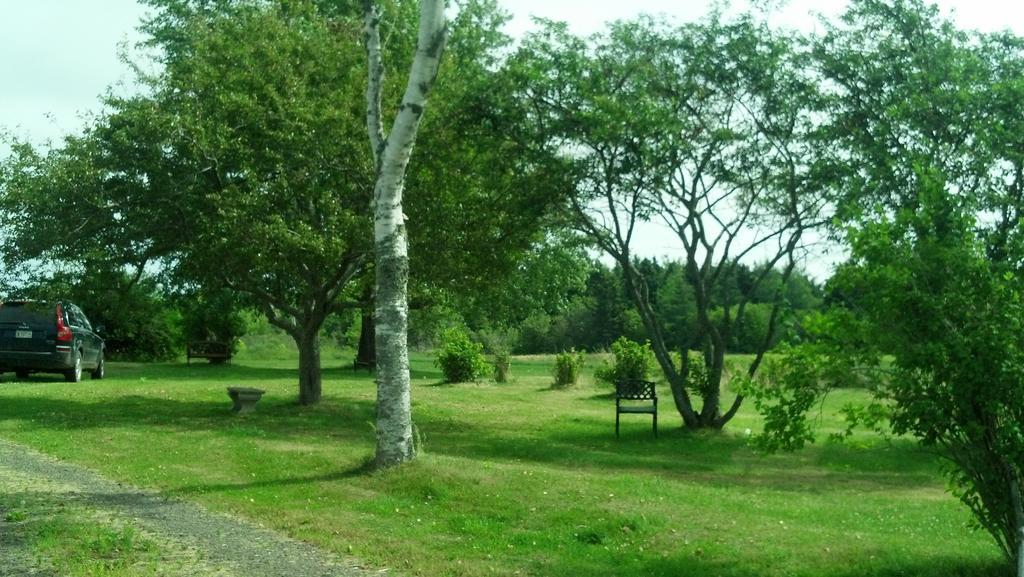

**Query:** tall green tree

left=145, top=0, right=373, bottom=404
left=1, top=0, right=565, bottom=409
left=749, top=1, right=1024, bottom=572
left=515, top=14, right=829, bottom=429
left=2, top=1, right=374, bottom=404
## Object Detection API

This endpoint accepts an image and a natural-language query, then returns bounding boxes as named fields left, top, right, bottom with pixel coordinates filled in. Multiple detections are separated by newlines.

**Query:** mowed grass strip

left=0, top=490, right=185, bottom=576
left=0, top=352, right=1007, bottom=577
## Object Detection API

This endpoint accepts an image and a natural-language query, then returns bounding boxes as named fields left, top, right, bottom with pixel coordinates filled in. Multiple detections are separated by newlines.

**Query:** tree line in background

left=462, top=250, right=823, bottom=356
left=3, top=0, right=1024, bottom=568
left=0, top=246, right=822, bottom=362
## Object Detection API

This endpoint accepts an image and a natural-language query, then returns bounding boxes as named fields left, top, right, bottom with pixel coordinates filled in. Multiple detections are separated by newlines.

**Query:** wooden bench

left=187, top=341, right=232, bottom=365
left=615, top=379, right=658, bottom=438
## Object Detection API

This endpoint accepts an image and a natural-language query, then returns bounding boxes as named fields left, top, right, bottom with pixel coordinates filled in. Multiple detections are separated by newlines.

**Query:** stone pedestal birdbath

left=227, top=387, right=266, bottom=414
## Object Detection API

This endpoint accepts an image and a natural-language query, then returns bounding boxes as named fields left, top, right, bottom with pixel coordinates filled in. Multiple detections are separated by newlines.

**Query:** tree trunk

left=374, top=227, right=413, bottom=465
left=297, top=330, right=322, bottom=406
left=620, top=259, right=701, bottom=428
left=364, top=0, right=447, bottom=469
left=356, top=306, right=376, bottom=367
left=1007, top=465, right=1024, bottom=577
left=700, top=340, right=726, bottom=426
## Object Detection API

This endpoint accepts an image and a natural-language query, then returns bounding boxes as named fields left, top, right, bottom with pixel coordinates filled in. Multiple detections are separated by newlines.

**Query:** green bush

left=473, top=326, right=519, bottom=356
left=594, top=337, right=655, bottom=385
left=493, top=350, right=511, bottom=383
left=22, top=269, right=183, bottom=362
left=683, top=351, right=711, bottom=398
left=552, top=348, right=585, bottom=388
left=435, top=327, right=489, bottom=383
left=177, top=288, right=248, bottom=353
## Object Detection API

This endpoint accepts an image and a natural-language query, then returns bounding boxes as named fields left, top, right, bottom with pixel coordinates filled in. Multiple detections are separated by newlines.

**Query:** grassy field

left=0, top=348, right=1008, bottom=577
left=0, top=490, right=175, bottom=577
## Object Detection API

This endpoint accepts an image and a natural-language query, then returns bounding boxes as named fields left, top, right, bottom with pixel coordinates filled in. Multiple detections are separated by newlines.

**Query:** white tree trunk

left=364, top=0, right=447, bottom=469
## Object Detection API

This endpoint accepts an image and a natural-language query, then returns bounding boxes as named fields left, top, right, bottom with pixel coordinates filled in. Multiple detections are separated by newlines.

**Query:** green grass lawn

left=1, top=490, right=173, bottom=577
left=0, top=350, right=1008, bottom=577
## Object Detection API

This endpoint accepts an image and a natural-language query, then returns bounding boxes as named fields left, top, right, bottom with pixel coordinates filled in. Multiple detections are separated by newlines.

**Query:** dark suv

left=0, top=301, right=105, bottom=382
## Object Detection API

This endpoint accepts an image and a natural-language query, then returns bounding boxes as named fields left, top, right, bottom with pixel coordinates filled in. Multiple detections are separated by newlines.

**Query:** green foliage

left=650, top=262, right=699, bottom=351
left=499, top=259, right=821, bottom=356
left=515, top=311, right=574, bottom=354
left=594, top=337, right=654, bottom=385
left=408, top=306, right=461, bottom=351
left=756, top=176, right=1024, bottom=566
left=839, top=184, right=1024, bottom=564
left=682, top=352, right=713, bottom=399
left=743, top=308, right=889, bottom=452
left=741, top=347, right=829, bottom=453
left=552, top=348, right=585, bottom=388
left=86, top=287, right=181, bottom=363
left=434, top=328, right=488, bottom=383
left=472, top=326, right=518, bottom=356
left=0, top=0, right=381, bottom=400
left=798, top=1, right=1024, bottom=565
left=17, top=267, right=181, bottom=362
left=404, top=9, right=575, bottom=319
left=176, top=288, right=248, bottom=352
left=38, top=513, right=159, bottom=575
left=707, top=304, right=779, bottom=354
left=513, top=11, right=827, bottom=429
left=5, top=509, right=27, bottom=522
left=492, top=351, right=511, bottom=383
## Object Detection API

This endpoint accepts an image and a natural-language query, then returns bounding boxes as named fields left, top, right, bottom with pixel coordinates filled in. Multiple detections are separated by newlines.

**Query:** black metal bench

left=615, top=379, right=657, bottom=438
left=187, top=341, right=232, bottom=365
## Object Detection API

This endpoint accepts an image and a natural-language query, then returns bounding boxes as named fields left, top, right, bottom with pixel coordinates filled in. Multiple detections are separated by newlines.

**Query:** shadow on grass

left=0, top=393, right=380, bottom=446
left=423, top=381, right=462, bottom=388
left=637, top=553, right=1008, bottom=577
left=0, top=382, right=945, bottom=494
left=2, top=359, right=444, bottom=385
left=2, top=364, right=374, bottom=384
left=416, top=415, right=948, bottom=493
left=166, top=459, right=376, bottom=497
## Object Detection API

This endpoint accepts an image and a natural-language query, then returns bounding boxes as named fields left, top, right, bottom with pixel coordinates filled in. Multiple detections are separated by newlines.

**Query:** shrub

left=178, top=289, right=248, bottom=353
left=493, top=350, right=511, bottom=383
left=594, top=337, right=655, bottom=385
left=552, top=348, right=585, bottom=388
left=435, top=327, right=488, bottom=383
left=473, top=326, right=518, bottom=356
left=683, top=351, right=711, bottom=398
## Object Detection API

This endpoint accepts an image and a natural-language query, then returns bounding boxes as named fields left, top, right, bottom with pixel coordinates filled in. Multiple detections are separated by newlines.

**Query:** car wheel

left=15, top=370, right=29, bottom=380
left=64, top=350, right=82, bottom=383
left=91, top=351, right=105, bottom=380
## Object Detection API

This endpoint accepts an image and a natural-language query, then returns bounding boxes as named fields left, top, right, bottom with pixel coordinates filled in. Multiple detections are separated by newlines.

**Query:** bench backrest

left=188, top=341, right=231, bottom=356
left=615, top=379, right=656, bottom=400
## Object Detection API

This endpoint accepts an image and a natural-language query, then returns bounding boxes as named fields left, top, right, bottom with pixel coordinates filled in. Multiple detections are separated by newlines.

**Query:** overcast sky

left=1, top=0, right=1021, bottom=276
left=3, top=0, right=1021, bottom=148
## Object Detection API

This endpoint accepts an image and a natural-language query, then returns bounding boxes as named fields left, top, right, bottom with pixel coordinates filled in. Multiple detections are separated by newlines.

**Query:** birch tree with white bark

left=363, top=0, right=447, bottom=468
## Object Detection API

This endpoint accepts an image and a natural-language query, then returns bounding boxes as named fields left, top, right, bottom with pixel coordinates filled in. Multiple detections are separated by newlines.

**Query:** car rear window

left=0, top=301, right=56, bottom=326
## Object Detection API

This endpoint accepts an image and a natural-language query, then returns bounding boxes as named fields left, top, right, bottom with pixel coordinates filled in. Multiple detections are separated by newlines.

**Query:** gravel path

left=0, top=439, right=386, bottom=577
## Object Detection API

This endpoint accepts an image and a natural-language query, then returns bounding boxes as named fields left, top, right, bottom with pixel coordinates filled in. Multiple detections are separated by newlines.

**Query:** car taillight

left=56, top=303, right=72, bottom=342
